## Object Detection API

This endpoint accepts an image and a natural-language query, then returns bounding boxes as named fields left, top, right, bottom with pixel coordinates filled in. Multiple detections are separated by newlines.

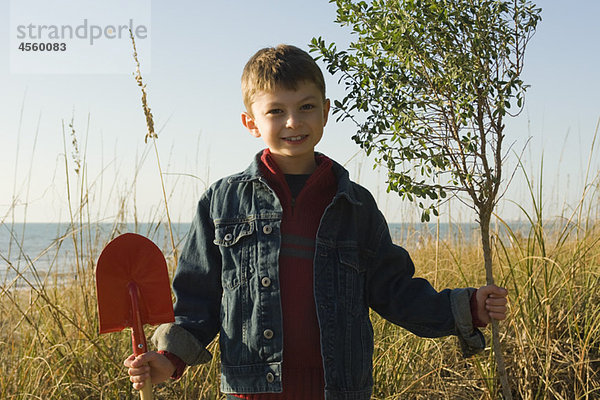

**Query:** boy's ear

left=241, top=112, right=261, bottom=138
left=323, top=99, right=331, bottom=126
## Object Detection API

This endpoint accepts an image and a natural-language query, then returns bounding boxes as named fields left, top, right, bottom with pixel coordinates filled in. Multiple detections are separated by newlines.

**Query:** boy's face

left=241, top=81, right=330, bottom=174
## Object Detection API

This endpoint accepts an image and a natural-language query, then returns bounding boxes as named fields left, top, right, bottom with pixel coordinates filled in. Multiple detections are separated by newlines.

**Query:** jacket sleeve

left=366, top=208, right=485, bottom=357
left=152, top=193, right=221, bottom=365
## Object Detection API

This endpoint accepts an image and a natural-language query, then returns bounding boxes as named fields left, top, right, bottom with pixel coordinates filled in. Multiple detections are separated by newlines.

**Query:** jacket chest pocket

left=214, top=220, right=256, bottom=290
left=337, top=247, right=367, bottom=315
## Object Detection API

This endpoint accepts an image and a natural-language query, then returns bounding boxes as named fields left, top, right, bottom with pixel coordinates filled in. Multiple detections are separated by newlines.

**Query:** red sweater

left=232, top=150, right=336, bottom=399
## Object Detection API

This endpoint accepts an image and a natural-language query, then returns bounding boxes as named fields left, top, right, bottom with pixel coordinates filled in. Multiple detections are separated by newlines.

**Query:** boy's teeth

left=285, top=135, right=305, bottom=141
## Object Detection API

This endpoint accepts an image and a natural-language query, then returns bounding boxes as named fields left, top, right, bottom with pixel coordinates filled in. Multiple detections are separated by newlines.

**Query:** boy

left=125, top=44, right=508, bottom=399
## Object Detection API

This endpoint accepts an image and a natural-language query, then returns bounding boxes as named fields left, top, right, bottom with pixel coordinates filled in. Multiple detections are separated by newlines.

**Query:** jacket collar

left=228, top=150, right=362, bottom=206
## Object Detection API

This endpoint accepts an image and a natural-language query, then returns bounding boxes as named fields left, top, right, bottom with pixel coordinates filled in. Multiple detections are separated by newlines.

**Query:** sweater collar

left=228, top=149, right=362, bottom=206
left=259, top=148, right=331, bottom=180
left=259, top=149, right=333, bottom=201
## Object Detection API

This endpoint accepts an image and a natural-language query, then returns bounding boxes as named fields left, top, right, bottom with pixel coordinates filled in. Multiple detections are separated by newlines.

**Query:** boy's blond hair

left=241, top=44, right=326, bottom=114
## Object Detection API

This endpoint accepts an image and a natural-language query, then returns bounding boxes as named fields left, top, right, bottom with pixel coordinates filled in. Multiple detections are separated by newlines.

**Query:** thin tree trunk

left=480, top=212, right=512, bottom=399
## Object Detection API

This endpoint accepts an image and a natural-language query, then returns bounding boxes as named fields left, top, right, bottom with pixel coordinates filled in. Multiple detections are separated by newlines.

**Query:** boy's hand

left=476, top=285, right=508, bottom=325
left=124, top=351, right=175, bottom=390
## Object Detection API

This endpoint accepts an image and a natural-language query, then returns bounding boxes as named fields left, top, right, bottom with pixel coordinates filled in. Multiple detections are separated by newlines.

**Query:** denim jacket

left=152, top=151, right=484, bottom=399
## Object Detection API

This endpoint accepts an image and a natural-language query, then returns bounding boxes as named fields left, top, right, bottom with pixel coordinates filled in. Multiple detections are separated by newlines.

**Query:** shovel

left=96, top=233, right=175, bottom=400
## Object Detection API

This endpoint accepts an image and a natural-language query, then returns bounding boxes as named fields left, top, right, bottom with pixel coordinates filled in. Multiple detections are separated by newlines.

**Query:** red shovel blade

left=96, top=233, right=174, bottom=334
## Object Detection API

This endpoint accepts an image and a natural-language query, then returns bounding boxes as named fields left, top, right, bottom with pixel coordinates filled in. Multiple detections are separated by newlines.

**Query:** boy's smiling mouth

left=282, top=135, right=308, bottom=142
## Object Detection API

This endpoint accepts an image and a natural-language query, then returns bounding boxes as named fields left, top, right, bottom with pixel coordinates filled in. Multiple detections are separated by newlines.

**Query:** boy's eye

left=267, top=109, right=283, bottom=115
left=301, top=104, right=315, bottom=110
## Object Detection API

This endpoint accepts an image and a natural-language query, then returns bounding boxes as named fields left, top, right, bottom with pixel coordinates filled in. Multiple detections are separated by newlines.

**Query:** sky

left=1, top=0, right=599, bottom=224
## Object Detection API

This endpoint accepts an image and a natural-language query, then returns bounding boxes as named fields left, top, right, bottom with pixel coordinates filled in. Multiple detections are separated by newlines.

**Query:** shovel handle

left=140, top=381, right=153, bottom=400
left=131, top=329, right=154, bottom=399
left=129, top=282, right=153, bottom=400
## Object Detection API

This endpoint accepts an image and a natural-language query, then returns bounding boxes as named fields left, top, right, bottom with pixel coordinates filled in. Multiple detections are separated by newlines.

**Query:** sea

left=0, top=221, right=524, bottom=288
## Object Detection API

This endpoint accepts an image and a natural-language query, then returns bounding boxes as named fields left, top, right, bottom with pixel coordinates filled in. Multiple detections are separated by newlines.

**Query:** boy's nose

left=285, top=113, right=301, bottom=129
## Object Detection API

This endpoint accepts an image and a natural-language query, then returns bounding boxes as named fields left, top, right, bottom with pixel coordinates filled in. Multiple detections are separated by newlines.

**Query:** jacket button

left=224, top=233, right=233, bottom=242
left=263, top=329, right=274, bottom=339
left=261, top=277, right=271, bottom=287
left=266, top=372, right=275, bottom=383
left=263, top=225, right=273, bottom=234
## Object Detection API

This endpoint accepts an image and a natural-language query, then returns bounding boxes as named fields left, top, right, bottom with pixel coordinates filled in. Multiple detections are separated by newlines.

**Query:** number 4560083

left=18, top=42, right=66, bottom=51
